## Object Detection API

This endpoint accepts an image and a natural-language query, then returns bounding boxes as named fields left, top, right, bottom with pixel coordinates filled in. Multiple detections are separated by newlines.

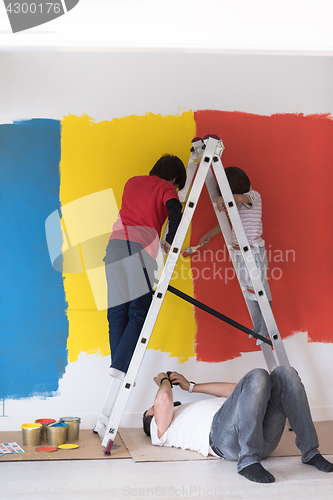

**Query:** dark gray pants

left=210, top=367, right=319, bottom=472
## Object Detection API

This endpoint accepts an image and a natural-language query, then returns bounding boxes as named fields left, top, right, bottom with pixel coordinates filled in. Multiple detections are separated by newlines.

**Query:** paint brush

left=181, top=243, right=204, bottom=258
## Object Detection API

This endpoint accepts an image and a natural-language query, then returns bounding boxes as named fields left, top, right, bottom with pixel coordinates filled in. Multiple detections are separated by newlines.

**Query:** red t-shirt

left=110, top=175, right=179, bottom=258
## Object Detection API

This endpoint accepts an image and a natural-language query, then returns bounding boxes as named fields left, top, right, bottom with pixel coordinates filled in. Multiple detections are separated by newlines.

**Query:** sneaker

left=109, top=367, right=126, bottom=380
left=190, top=137, right=205, bottom=162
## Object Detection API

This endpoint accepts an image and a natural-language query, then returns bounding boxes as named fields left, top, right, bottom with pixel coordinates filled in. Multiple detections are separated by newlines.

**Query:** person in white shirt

left=143, top=369, right=333, bottom=484
left=199, top=166, right=271, bottom=342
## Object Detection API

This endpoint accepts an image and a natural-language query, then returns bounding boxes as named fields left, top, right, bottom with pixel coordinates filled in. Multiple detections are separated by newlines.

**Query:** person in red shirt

left=104, top=154, right=186, bottom=380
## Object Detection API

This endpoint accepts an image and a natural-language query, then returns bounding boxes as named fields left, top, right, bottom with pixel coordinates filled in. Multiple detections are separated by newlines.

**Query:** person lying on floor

left=142, top=367, right=333, bottom=483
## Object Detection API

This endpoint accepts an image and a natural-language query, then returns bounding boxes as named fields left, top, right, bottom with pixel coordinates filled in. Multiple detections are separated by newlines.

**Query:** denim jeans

left=104, top=239, right=157, bottom=373
left=209, top=367, right=319, bottom=472
left=246, top=299, right=272, bottom=343
left=236, top=246, right=272, bottom=302
left=235, top=246, right=272, bottom=343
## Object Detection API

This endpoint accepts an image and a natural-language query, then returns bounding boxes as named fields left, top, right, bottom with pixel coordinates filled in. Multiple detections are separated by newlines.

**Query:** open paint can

left=46, top=422, right=68, bottom=447
left=59, top=417, right=81, bottom=442
left=35, top=419, right=56, bottom=442
left=21, top=423, right=43, bottom=446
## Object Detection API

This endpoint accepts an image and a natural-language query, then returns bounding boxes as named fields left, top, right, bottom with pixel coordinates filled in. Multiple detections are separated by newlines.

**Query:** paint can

left=21, top=423, right=43, bottom=446
left=35, top=418, right=56, bottom=442
left=46, top=422, right=68, bottom=447
left=59, top=417, right=81, bottom=442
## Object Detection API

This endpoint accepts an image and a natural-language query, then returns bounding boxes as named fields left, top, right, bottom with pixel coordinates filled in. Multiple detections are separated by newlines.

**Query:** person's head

left=142, top=406, right=154, bottom=437
left=142, top=401, right=181, bottom=437
left=224, top=166, right=251, bottom=195
left=149, top=154, right=186, bottom=191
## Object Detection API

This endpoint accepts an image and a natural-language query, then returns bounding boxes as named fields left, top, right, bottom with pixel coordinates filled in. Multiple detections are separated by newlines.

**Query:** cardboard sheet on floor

left=0, top=429, right=130, bottom=461
left=271, top=420, right=333, bottom=457
left=119, top=421, right=333, bottom=462
left=1, top=421, right=332, bottom=463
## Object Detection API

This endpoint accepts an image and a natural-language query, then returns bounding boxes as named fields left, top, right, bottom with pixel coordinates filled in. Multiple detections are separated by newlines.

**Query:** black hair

left=224, top=166, right=251, bottom=194
left=149, top=154, right=186, bottom=191
left=142, top=410, right=153, bottom=437
left=142, top=401, right=181, bottom=437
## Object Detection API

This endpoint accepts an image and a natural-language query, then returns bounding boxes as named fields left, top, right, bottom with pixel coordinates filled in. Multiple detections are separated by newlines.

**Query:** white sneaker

left=108, top=367, right=126, bottom=380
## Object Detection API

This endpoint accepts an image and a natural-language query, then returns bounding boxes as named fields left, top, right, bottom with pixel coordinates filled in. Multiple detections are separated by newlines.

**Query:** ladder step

left=94, top=420, right=107, bottom=440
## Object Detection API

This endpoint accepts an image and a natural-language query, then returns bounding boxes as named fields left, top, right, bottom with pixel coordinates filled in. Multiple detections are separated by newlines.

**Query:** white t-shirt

left=232, top=189, right=265, bottom=247
left=150, top=398, right=226, bottom=457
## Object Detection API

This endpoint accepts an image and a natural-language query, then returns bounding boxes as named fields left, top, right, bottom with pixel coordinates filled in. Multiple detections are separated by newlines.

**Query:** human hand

left=216, top=196, right=226, bottom=212
left=166, top=372, right=190, bottom=391
left=164, top=241, right=171, bottom=253
left=154, top=372, right=169, bottom=387
left=199, top=234, right=210, bottom=247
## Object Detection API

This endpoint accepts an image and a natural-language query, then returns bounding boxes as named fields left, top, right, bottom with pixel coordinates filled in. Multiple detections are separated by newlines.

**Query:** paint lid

left=36, top=446, right=58, bottom=452
left=58, top=443, right=79, bottom=450
left=21, top=423, right=43, bottom=429
left=59, top=417, right=81, bottom=423
left=35, top=418, right=56, bottom=425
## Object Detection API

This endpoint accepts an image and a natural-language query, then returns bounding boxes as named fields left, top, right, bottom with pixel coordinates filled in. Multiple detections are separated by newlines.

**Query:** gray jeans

left=236, top=246, right=272, bottom=343
left=209, top=367, right=319, bottom=472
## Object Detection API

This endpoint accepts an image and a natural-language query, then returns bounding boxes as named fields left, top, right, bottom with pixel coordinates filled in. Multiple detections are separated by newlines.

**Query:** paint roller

left=181, top=243, right=204, bottom=258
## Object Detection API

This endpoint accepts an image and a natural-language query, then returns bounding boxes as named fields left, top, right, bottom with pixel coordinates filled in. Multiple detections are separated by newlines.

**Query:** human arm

left=168, top=372, right=236, bottom=398
left=198, top=191, right=254, bottom=247
left=199, top=224, right=221, bottom=246
left=217, top=194, right=252, bottom=212
left=234, top=194, right=252, bottom=206
left=153, top=372, right=175, bottom=438
left=164, top=198, right=182, bottom=252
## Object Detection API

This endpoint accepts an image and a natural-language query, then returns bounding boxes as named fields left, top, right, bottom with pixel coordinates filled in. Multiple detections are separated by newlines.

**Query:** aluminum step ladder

left=94, top=136, right=290, bottom=454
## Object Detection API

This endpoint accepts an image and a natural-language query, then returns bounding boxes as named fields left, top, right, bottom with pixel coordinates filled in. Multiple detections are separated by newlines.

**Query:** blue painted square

left=0, top=119, right=68, bottom=399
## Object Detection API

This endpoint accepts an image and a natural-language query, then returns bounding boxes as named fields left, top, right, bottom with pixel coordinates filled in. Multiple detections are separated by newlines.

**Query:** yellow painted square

left=60, top=112, right=197, bottom=363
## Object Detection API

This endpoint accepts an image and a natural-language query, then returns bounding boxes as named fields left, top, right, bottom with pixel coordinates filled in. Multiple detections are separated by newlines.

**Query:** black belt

left=209, top=434, right=224, bottom=458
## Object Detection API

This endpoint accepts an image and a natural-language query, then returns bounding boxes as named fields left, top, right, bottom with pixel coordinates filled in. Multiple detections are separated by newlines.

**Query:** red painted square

left=192, top=111, right=333, bottom=362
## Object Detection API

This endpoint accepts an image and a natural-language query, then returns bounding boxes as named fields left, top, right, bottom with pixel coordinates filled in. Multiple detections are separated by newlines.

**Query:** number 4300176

left=6, top=3, right=62, bottom=14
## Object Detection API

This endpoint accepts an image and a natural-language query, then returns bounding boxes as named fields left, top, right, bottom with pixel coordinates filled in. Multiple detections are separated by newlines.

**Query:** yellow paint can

left=21, top=423, right=43, bottom=446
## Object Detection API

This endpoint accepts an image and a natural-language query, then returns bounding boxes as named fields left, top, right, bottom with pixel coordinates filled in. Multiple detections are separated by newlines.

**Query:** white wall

left=0, top=0, right=333, bottom=53
left=1, top=50, right=332, bottom=431
left=1, top=52, right=332, bottom=123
